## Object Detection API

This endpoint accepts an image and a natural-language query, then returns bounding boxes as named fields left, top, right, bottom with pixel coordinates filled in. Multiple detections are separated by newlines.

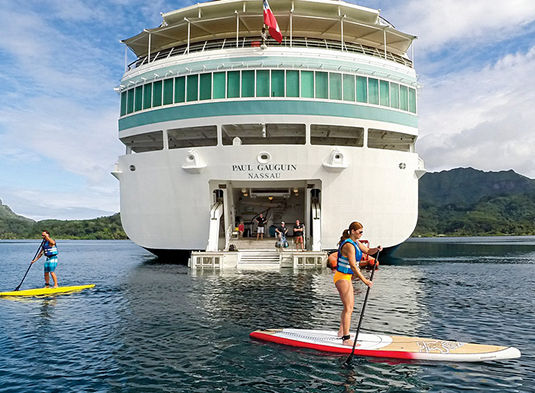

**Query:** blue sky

left=1, top=0, right=534, bottom=220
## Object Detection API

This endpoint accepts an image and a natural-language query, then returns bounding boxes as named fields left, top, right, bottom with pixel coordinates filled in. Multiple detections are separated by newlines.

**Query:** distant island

left=0, top=202, right=127, bottom=240
left=1, top=167, right=534, bottom=239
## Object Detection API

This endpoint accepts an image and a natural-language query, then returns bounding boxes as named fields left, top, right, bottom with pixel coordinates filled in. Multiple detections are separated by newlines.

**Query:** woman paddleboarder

left=334, top=222, right=382, bottom=345
left=31, top=230, right=59, bottom=288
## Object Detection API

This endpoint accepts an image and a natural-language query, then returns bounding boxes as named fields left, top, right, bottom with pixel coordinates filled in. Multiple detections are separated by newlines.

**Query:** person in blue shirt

left=31, top=230, right=59, bottom=288
left=334, top=221, right=382, bottom=345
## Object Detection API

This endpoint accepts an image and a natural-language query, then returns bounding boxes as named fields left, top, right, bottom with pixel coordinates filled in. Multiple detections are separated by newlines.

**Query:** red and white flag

left=263, top=0, right=282, bottom=43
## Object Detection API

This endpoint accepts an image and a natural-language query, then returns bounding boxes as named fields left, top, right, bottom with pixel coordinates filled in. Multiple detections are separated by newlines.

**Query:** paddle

left=343, top=250, right=380, bottom=367
left=14, top=239, right=45, bottom=291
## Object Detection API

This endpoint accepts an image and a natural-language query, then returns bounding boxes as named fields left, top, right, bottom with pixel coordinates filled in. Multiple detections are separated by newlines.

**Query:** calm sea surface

left=1, top=237, right=534, bottom=393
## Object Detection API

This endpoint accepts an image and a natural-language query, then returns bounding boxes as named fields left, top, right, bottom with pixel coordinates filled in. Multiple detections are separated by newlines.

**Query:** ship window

left=409, top=88, right=417, bottom=113
left=390, top=83, right=400, bottom=109
left=163, top=79, right=173, bottom=105
left=368, top=78, right=379, bottom=105
left=168, top=126, right=217, bottom=148
left=227, top=71, right=240, bottom=98
left=310, top=125, right=364, bottom=147
left=271, top=70, right=284, bottom=97
left=286, top=70, right=299, bottom=97
left=120, top=91, right=127, bottom=116
left=187, top=75, right=198, bottom=101
left=134, top=86, right=143, bottom=111
left=175, top=77, right=185, bottom=103
left=120, top=130, right=164, bottom=153
left=400, top=85, right=409, bottom=111
left=143, top=84, right=152, bottom=109
left=222, top=123, right=306, bottom=145
left=356, top=76, right=367, bottom=103
left=380, top=80, right=389, bottom=107
left=343, top=74, right=355, bottom=102
left=199, top=73, right=212, bottom=101
left=329, top=73, right=342, bottom=100
left=301, top=71, right=314, bottom=98
left=213, top=72, right=225, bottom=99
left=315, top=72, right=328, bottom=99
left=153, top=81, right=162, bottom=107
left=256, top=70, right=269, bottom=97
left=241, top=70, right=254, bottom=97
left=368, top=129, right=415, bottom=152
left=127, top=89, right=134, bottom=114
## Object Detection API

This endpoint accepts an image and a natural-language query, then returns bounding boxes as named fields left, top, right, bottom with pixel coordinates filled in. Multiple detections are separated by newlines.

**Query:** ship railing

left=127, top=36, right=413, bottom=71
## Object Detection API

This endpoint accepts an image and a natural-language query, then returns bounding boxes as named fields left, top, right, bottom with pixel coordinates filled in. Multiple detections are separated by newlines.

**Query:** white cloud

left=417, top=46, right=535, bottom=178
left=382, top=0, right=535, bottom=52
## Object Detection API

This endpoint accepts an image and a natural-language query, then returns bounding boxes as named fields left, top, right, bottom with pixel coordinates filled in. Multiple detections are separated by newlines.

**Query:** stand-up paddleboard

left=250, top=329, right=521, bottom=362
left=0, top=284, right=95, bottom=298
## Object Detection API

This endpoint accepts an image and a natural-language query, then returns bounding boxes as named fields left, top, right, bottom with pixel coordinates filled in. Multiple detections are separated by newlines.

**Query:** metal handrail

left=127, top=36, right=413, bottom=70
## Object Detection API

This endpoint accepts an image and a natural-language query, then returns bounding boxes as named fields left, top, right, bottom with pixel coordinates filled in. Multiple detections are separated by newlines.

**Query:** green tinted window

left=343, top=74, right=355, bottom=101
left=400, top=85, right=408, bottom=111
left=409, top=88, right=417, bottom=113
left=368, top=78, right=378, bottom=105
left=134, top=86, right=143, bottom=111
left=163, top=79, right=173, bottom=105
left=153, top=81, right=162, bottom=107
left=120, top=92, right=127, bottom=116
left=241, top=70, right=254, bottom=97
left=390, top=83, right=399, bottom=109
left=213, top=72, right=225, bottom=99
left=174, top=77, right=185, bottom=103
left=199, top=73, right=211, bottom=100
left=286, top=70, right=299, bottom=97
left=256, top=70, right=269, bottom=97
left=271, top=70, right=284, bottom=97
left=315, top=72, right=328, bottom=99
left=380, top=80, right=389, bottom=106
left=227, top=71, right=240, bottom=98
left=329, top=73, right=342, bottom=100
left=143, top=84, right=152, bottom=109
left=356, top=76, right=367, bottom=103
left=187, top=75, right=198, bottom=101
left=301, top=71, right=314, bottom=98
left=127, top=89, right=134, bottom=114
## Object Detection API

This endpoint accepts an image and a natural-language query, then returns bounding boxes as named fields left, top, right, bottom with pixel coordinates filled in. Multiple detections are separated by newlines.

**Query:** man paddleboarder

left=31, top=230, right=59, bottom=288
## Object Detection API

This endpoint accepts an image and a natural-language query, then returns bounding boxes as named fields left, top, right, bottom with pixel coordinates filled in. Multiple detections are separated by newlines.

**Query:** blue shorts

left=44, top=257, right=58, bottom=273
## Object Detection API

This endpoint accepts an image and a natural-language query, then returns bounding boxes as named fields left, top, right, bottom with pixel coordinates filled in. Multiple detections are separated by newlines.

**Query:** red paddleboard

left=250, top=329, right=521, bottom=362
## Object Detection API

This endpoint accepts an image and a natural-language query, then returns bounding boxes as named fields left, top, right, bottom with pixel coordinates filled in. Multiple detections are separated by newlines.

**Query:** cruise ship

left=113, top=0, right=425, bottom=266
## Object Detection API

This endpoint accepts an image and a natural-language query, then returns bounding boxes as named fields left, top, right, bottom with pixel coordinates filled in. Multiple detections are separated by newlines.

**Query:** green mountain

left=0, top=199, right=127, bottom=240
left=415, top=168, right=535, bottom=236
left=2, top=167, right=534, bottom=239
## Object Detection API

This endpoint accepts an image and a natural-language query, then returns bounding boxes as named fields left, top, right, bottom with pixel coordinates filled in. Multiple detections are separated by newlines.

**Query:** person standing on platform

left=293, top=219, right=304, bottom=251
left=256, top=213, right=266, bottom=240
left=31, top=230, right=59, bottom=288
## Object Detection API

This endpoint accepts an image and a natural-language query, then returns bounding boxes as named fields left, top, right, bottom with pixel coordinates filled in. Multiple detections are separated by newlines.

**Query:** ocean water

left=0, top=237, right=534, bottom=393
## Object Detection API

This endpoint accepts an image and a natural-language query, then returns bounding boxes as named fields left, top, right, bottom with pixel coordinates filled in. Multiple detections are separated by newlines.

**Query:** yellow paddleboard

left=0, top=284, right=95, bottom=297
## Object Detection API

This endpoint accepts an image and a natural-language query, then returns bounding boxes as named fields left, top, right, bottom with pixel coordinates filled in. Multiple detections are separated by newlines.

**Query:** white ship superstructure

left=114, top=0, right=425, bottom=263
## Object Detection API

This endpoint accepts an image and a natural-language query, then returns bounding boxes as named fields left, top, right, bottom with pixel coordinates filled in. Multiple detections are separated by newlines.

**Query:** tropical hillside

left=1, top=167, right=534, bottom=239
left=0, top=200, right=127, bottom=239
left=414, top=168, right=535, bottom=236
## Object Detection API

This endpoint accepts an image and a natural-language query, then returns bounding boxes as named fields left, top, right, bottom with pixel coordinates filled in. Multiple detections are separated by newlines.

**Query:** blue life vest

left=336, top=238, right=362, bottom=274
left=43, top=241, right=58, bottom=257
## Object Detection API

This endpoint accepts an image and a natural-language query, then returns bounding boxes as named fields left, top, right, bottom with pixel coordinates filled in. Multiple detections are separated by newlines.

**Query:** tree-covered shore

left=1, top=168, right=534, bottom=239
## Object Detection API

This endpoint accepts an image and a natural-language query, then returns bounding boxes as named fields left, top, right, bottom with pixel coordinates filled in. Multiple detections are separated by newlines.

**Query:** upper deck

left=122, top=0, right=416, bottom=73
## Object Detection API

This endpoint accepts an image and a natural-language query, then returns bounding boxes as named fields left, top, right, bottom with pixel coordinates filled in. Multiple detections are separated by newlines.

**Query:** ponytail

left=338, top=229, right=350, bottom=245
left=338, top=221, right=363, bottom=245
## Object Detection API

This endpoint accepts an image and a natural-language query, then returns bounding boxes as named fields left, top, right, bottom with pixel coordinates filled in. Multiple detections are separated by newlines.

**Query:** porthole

left=399, top=162, right=406, bottom=170
left=129, top=165, right=136, bottom=171
left=257, top=152, right=271, bottom=164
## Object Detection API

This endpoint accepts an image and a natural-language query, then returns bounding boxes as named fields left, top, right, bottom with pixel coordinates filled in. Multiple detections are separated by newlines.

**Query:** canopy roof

left=122, top=0, right=415, bottom=58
